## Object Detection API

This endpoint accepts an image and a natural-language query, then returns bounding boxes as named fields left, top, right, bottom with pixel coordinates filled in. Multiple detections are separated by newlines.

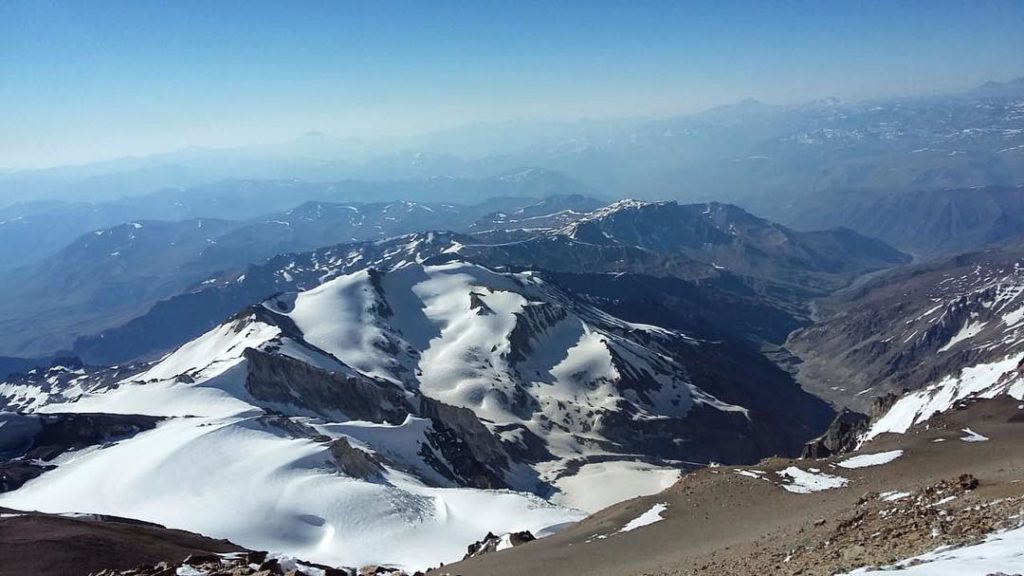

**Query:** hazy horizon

left=3, top=0, right=1023, bottom=170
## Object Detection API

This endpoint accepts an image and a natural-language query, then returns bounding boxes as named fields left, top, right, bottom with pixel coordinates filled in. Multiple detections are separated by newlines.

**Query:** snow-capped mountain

left=72, top=231, right=480, bottom=363
left=0, top=258, right=834, bottom=569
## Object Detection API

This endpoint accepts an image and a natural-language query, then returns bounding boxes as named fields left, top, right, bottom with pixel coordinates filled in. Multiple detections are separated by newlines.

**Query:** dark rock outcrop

left=243, top=348, right=410, bottom=423
left=802, top=409, right=870, bottom=458
left=418, top=397, right=514, bottom=489
left=0, top=412, right=161, bottom=492
left=329, top=438, right=386, bottom=482
left=463, top=530, right=536, bottom=559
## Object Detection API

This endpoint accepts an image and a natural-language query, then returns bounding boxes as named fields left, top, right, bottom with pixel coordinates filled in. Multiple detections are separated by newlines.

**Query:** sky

left=1, top=0, right=1023, bottom=169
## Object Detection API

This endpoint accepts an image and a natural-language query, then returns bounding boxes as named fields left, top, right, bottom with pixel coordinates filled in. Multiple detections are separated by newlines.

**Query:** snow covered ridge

left=865, top=351, right=1024, bottom=441
left=0, top=259, right=808, bottom=570
left=0, top=303, right=583, bottom=569
left=267, top=260, right=746, bottom=428
left=566, top=198, right=660, bottom=223
left=554, top=198, right=687, bottom=239
left=913, top=269, right=1024, bottom=357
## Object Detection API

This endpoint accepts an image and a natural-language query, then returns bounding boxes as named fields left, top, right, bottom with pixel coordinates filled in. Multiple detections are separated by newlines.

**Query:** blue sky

left=2, top=0, right=1023, bottom=168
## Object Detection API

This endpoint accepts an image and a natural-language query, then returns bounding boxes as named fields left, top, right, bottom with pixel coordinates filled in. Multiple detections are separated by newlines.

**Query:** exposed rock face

left=243, top=347, right=410, bottom=423
left=505, top=301, right=568, bottom=365
left=869, top=392, right=900, bottom=420
left=463, top=531, right=537, bottom=559
left=21, top=413, right=161, bottom=460
left=418, top=397, right=517, bottom=489
left=0, top=412, right=160, bottom=492
left=0, top=461, right=54, bottom=493
left=802, top=410, right=870, bottom=458
left=329, top=438, right=386, bottom=482
left=243, top=337, right=528, bottom=490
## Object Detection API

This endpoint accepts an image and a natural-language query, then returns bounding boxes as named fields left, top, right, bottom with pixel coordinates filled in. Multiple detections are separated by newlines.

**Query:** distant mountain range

left=2, top=78, right=1023, bottom=576
left=68, top=199, right=907, bottom=365
left=0, top=168, right=594, bottom=273
left=0, top=193, right=603, bottom=358
left=779, top=185, right=1024, bottom=258
left=3, top=78, right=1021, bottom=214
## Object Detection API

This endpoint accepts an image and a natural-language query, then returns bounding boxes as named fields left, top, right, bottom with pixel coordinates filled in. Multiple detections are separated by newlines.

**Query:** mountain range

left=2, top=78, right=1024, bottom=576
left=0, top=193, right=603, bottom=358
left=0, top=256, right=835, bottom=569
left=3, top=78, right=1022, bottom=216
left=0, top=169, right=594, bottom=274
left=59, top=199, right=907, bottom=365
left=779, top=185, right=1024, bottom=258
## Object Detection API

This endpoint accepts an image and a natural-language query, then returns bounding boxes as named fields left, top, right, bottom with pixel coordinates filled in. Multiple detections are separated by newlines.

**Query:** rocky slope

left=788, top=244, right=1024, bottom=411
left=433, top=396, right=1024, bottom=576
left=458, top=200, right=909, bottom=303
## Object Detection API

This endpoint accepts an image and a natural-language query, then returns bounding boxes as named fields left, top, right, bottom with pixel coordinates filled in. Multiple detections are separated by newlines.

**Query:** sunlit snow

left=837, top=450, right=903, bottom=469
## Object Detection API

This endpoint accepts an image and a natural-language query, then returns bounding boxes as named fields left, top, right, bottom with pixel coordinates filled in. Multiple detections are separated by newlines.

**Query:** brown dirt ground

left=431, top=396, right=1024, bottom=576
left=0, top=510, right=243, bottom=576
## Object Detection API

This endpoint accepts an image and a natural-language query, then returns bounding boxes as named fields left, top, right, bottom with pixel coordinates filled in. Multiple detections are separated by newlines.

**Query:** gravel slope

left=432, top=397, right=1024, bottom=576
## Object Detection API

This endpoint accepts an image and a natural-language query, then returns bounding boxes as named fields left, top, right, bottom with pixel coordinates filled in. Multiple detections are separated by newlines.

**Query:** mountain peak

left=966, top=77, right=1024, bottom=98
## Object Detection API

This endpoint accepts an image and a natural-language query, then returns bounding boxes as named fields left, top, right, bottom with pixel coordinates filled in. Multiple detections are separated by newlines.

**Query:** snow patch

left=776, top=467, right=848, bottom=494
left=619, top=503, right=668, bottom=533
left=960, top=428, right=989, bottom=442
left=837, top=450, right=904, bottom=469
left=938, top=319, right=987, bottom=352
left=550, top=462, right=680, bottom=513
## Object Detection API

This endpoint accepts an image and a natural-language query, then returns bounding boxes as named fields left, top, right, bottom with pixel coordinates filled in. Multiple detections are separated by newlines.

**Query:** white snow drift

left=837, top=450, right=903, bottom=469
